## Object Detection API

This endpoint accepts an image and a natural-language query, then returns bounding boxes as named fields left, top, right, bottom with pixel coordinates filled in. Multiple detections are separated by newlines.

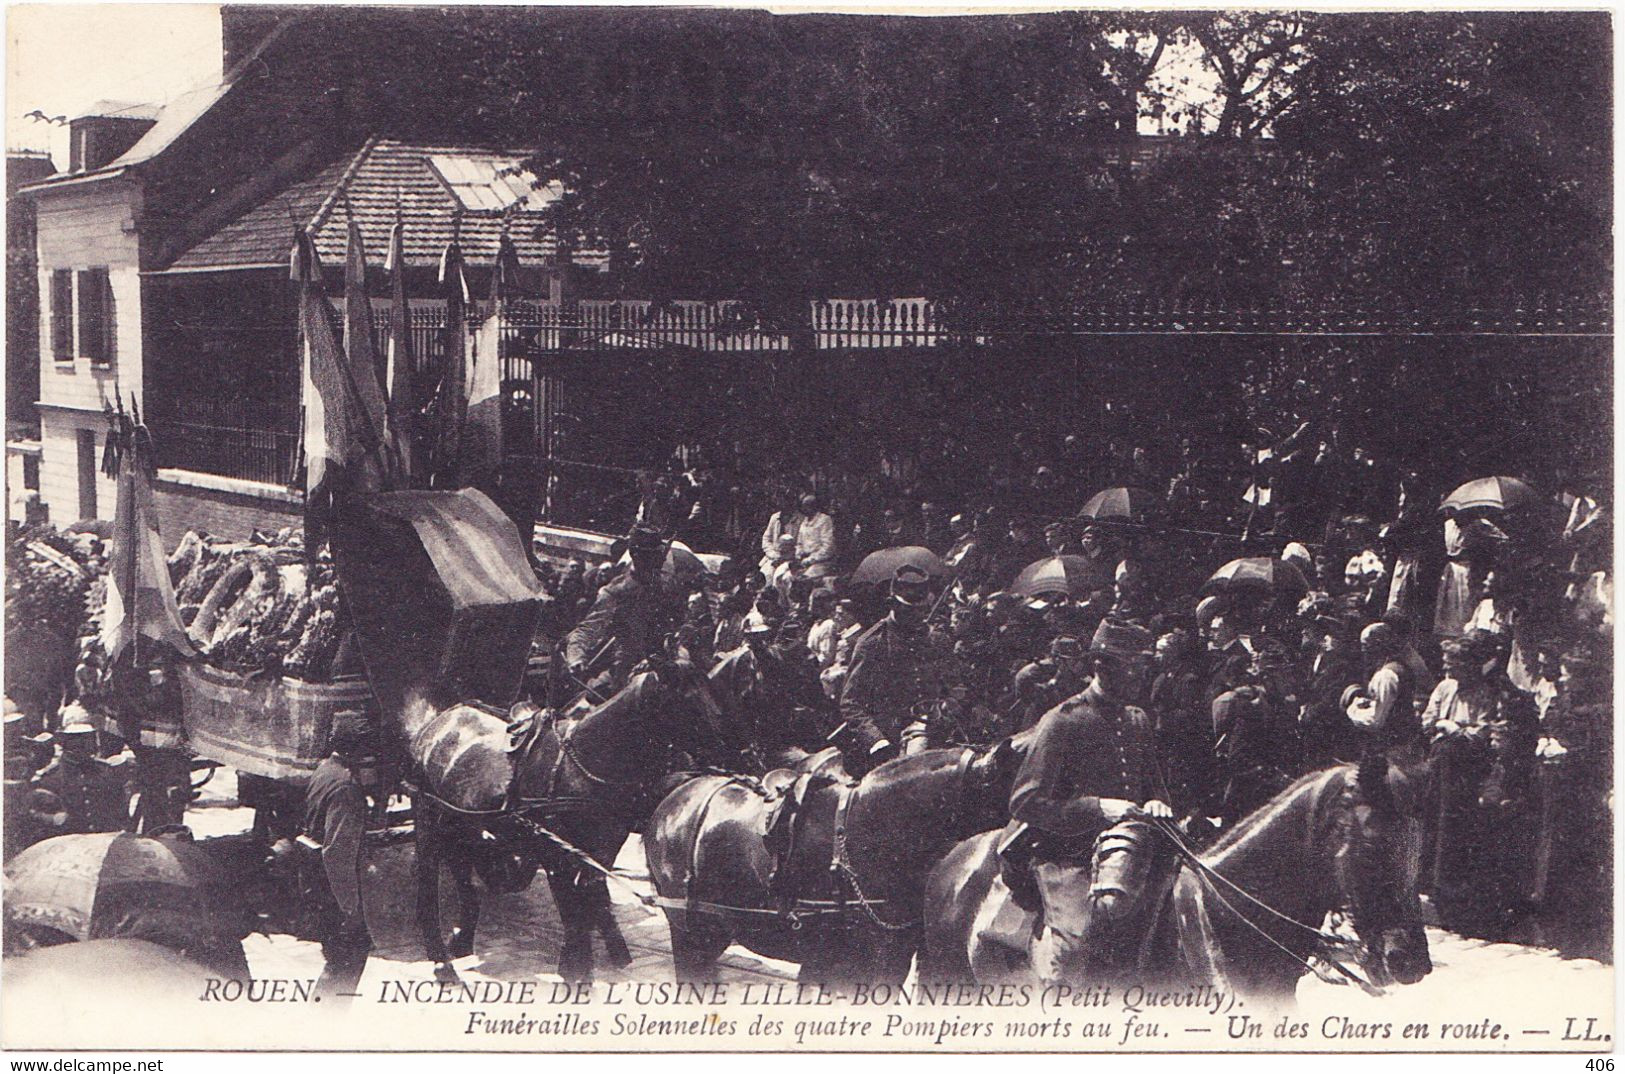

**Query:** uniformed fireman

left=565, top=524, right=687, bottom=698
left=1005, top=618, right=1173, bottom=987
left=710, top=615, right=833, bottom=768
left=111, top=656, right=191, bottom=833
left=33, top=721, right=135, bottom=835
left=835, top=565, right=957, bottom=774
left=301, top=712, right=378, bottom=1004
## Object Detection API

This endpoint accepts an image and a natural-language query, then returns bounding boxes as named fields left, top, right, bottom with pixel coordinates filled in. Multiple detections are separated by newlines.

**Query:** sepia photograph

left=0, top=2, right=1613, bottom=1056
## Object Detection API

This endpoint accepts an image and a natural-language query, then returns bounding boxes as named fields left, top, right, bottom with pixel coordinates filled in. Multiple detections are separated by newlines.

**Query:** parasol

left=1440, top=476, right=1540, bottom=514
left=1078, top=486, right=1158, bottom=522
left=849, top=546, right=951, bottom=589
left=1202, top=556, right=1310, bottom=598
left=1009, top=555, right=1112, bottom=600
left=4, top=832, right=248, bottom=974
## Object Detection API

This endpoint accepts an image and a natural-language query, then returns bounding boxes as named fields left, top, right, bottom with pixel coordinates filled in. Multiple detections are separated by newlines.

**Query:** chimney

left=68, top=105, right=159, bottom=173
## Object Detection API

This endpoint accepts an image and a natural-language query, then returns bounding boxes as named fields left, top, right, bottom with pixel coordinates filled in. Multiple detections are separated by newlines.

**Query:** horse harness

left=670, top=748, right=981, bottom=933
left=1147, top=812, right=1387, bottom=996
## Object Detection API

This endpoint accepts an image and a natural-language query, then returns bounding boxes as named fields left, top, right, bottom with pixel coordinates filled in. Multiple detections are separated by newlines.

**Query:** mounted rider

left=1003, top=617, right=1174, bottom=987
left=835, top=565, right=957, bottom=774
left=710, top=612, right=834, bottom=768
left=565, top=524, right=686, bottom=699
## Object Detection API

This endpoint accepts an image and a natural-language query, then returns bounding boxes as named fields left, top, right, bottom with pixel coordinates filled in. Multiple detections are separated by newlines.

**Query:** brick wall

left=152, top=481, right=301, bottom=550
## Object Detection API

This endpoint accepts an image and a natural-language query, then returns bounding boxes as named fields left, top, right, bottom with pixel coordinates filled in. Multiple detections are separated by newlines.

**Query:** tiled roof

left=166, top=139, right=601, bottom=272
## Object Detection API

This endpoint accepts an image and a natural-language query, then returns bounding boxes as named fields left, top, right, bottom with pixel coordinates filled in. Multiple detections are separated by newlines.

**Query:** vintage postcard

left=1, top=3, right=1612, bottom=1057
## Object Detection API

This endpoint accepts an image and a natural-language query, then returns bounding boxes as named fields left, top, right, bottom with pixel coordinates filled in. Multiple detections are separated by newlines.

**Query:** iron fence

left=150, top=392, right=300, bottom=487
left=146, top=293, right=1611, bottom=497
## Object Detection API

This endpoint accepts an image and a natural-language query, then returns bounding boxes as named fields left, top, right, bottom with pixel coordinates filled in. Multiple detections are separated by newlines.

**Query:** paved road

left=190, top=770, right=1609, bottom=1010
left=190, top=769, right=796, bottom=988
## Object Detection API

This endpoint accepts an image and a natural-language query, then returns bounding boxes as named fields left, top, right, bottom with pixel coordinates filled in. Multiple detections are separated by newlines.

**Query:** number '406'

left=1585, top=1060, right=1614, bottom=1071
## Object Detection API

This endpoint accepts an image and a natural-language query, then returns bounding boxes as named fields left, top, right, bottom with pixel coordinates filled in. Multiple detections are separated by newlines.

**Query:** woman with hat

left=1297, top=612, right=1365, bottom=766
left=1005, top=617, right=1173, bottom=986
left=1423, top=629, right=1528, bottom=935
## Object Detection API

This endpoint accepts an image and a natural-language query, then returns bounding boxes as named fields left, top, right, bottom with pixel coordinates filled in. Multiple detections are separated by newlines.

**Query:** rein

left=1149, top=810, right=1386, bottom=997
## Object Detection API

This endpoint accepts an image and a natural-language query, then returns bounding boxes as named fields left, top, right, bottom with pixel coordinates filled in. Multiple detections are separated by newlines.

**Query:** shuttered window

left=77, top=268, right=113, bottom=367
left=50, top=269, right=73, bottom=363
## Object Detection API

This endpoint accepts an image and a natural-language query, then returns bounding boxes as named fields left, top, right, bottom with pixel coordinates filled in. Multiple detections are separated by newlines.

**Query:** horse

left=919, top=754, right=1432, bottom=1004
left=642, top=738, right=1024, bottom=984
left=405, top=659, right=746, bottom=982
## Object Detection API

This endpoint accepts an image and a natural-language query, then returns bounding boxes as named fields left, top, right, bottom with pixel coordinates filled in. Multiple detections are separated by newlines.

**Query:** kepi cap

left=891, top=564, right=933, bottom=606
left=1091, top=618, right=1155, bottom=659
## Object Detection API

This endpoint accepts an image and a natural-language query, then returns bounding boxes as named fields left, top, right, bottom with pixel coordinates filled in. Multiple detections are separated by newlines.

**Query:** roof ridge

left=308, top=137, right=380, bottom=234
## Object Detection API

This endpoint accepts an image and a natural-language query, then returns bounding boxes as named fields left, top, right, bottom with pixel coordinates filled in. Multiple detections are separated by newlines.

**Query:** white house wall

left=33, top=180, right=144, bottom=523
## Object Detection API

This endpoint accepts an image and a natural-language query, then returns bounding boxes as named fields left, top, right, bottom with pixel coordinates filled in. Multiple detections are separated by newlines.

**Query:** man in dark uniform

left=301, top=712, right=377, bottom=1004
left=1005, top=619, right=1172, bottom=987
left=711, top=616, right=834, bottom=767
left=836, top=565, right=956, bottom=774
left=1008, top=636, right=1090, bottom=732
left=565, top=524, right=686, bottom=698
left=34, top=722, right=135, bottom=835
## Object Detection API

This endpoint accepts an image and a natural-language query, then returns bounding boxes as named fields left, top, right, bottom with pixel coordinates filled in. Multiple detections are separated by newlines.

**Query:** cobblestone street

left=188, top=768, right=1608, bottom=1013
left=190, top=768, right=798, bottom=989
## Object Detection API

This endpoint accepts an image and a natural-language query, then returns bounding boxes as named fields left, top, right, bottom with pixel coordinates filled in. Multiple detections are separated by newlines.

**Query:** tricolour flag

left=101, top=398, right=195, bottom=664
left=459, top=232, right=518, bottom=490
left=385, top=214, right=419, bottom=484
left=432, top=239, right=469, bottom=488
left=294, top=230, right=385, bottom=550
left=344, top=218, right=399, bottom=484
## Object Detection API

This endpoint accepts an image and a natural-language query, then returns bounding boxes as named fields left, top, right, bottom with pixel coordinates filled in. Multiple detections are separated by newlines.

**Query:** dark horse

left=642, top=739, right=1023, bottom=984
left=406, top=661, right=745, bottom=982
left=920, top=756, right=1432, bottom=1004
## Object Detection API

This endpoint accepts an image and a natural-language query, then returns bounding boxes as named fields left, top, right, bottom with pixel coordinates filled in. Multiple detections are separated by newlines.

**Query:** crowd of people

left=530, top=412, right=1612, bottom=955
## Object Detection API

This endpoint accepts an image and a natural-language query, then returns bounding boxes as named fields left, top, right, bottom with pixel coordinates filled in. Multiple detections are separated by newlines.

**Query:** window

left=428, top=153, right=559, bottom=213
left=77, top=268, right=114, bottom=367
left=50, top=270, right=73, bottom=363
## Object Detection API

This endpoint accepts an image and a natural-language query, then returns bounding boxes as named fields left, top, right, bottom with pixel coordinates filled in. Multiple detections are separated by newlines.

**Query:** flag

left=343, top=218, right=397, bottom=483
left=385, top=214, right=419, bottom=484
left=294, top=231, right=383, bottom=550
left=459, top=232, right=517, bottom=490
left=101, top=397, right=195, bottom=665
left=432, top=239, right=469, bottom=488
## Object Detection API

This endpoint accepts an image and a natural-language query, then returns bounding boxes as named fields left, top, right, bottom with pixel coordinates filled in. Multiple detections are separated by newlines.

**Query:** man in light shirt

left=759, top=489, right=802, bottom=582
left=1343, top=622, right=1418, bottom=749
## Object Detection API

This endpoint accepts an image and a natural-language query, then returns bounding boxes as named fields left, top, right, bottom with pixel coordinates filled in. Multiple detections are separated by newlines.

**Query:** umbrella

left=618, top=539, right=708, bottom=582
left=1440, top=476, right=1540, bottom=514
left=1009, top=555, right=1112, bottom=600
left=850, top=546, right=950, bottom=589
left=4, top=832, right=247, bottom=973
left=1202, top=557, right=1310, bottom=598
left=1079, top=486, right=1158, bottom=522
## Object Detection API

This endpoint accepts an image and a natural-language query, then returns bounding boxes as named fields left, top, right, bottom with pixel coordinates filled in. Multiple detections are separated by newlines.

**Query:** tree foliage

left=314, top=8, right=1609, bottom=313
